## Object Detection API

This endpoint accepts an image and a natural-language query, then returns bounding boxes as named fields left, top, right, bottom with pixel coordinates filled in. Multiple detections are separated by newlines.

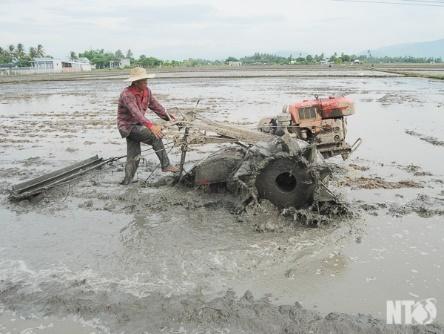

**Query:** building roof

left=31, top=57, right=91, bottom=65
left=32, top=57, right=56, bottom=62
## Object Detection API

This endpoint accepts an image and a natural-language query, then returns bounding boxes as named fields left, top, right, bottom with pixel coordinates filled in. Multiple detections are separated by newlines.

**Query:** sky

left=1, top=0, right=443, bottom=60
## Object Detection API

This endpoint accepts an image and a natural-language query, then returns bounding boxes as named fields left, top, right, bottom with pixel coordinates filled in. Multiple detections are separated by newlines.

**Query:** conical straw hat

left=124, top=67, right=156, bottom=82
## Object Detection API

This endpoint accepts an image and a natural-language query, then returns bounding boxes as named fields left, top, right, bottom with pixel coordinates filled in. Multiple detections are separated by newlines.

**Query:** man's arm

left=148, top=89, right=169, bottom=121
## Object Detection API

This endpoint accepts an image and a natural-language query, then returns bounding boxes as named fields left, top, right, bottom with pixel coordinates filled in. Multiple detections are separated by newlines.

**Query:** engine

left=258, top=96, right=361, bottom=159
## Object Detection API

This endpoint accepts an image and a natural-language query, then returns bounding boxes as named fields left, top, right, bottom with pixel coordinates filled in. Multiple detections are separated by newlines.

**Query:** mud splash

left=239, top=198, right=352, bottom=232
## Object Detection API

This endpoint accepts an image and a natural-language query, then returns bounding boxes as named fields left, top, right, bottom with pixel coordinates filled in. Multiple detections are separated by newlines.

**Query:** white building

left=31, top=57, right=92, bottom=73
left=31, top=58, right=63, bottom=72
left=67, top=57, right=93, bottom=71
left=227, top=61, right=242, bottom=67
left=109, top=58, right=131, bottom=69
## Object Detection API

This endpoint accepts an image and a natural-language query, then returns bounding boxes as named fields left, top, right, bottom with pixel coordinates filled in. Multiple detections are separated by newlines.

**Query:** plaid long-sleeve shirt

left=117, top=85, right=168, bottom=138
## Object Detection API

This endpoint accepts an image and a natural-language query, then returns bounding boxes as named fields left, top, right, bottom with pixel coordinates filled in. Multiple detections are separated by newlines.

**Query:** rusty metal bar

left=9, top=155, right=106, bottom=201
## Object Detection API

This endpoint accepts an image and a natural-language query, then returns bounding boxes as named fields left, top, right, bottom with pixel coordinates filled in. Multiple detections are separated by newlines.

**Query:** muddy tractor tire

left=192, top=148, right=245, bottom=186
left=255, top=158, right=315, bottom=209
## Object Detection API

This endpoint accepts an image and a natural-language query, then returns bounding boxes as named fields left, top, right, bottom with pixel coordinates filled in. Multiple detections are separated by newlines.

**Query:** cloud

left=0, top=0, right=443, bottom=59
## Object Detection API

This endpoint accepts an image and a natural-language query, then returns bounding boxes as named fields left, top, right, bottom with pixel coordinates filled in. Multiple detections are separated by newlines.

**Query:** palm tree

left=126, top=49, right=133, bottom=59
left=8, top=44, right=15, bottom=53
left=0, top=47, right=5, bottom=63
left=115, top=49, right=124, bottom=59
left=16, top=43, right=25, bottom=58
left=37, top=44, right=44, bottom=57
left=29, top=47, right=38, bottom=59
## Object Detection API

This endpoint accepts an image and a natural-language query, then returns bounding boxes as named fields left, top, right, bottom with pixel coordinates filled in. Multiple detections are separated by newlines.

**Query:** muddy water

left=0, top=73, right=443, bottom=333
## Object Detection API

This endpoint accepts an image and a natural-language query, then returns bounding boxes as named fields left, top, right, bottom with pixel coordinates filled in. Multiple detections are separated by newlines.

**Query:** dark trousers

left=123, top=125, right=170, bottom=182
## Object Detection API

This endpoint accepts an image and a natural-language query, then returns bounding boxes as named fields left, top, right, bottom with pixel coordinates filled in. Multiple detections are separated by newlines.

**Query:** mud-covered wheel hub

left=255, top=158, right=315, bottom=209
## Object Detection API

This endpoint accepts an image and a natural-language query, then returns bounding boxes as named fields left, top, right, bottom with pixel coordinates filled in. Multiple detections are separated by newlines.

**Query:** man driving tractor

left=117, top=67, right=178, bottom=185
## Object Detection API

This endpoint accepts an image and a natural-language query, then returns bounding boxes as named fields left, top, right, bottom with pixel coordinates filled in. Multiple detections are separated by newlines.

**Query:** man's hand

left=150, top=124, right=164, bottom=139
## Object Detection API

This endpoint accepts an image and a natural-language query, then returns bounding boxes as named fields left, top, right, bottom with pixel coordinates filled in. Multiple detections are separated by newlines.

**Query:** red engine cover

left=289, top=96, right=354, bottom=119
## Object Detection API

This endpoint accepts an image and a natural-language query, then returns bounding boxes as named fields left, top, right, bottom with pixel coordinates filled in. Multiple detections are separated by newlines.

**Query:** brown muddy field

left=0, top=69, right=444, bottom=333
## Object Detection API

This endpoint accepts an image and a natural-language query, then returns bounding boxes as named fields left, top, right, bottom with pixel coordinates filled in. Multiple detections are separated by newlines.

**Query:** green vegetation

left=1, top=43, right=442, bottom=69
left=78, top=49, right=165, bottom=68
left=78, top=49, right=119, bottom=69
left=238, top=53, right=289, bottom=65
left=225, top=56, right=239, bottom=63
left=134, top=55, right=163, bottom=67
left=0, top=43, right=46, bottom=67
left=78, top=49, right=223, bottom=68
left=225, top=52, right=443, bottom=65
left=363, top=55, right=442, bottom=64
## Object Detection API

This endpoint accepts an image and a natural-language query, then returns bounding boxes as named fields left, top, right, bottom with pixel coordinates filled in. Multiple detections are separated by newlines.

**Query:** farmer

left=117, top=67, right=178, bottom=185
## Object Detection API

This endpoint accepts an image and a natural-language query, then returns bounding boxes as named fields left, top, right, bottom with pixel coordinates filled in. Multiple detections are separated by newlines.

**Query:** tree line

left=0, top=43, right=45, bottom=67
left=1, top=43, right=442, bottom=68
left=78, top=49, right=442, bottom=68
left=226, top=52, right=443, bottom=65
left=73, top=49, right=220, bottom=68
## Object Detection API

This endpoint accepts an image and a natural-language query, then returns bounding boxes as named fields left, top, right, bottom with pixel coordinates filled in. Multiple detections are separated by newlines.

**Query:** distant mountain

left=368, top=38, right=444, bottom=58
